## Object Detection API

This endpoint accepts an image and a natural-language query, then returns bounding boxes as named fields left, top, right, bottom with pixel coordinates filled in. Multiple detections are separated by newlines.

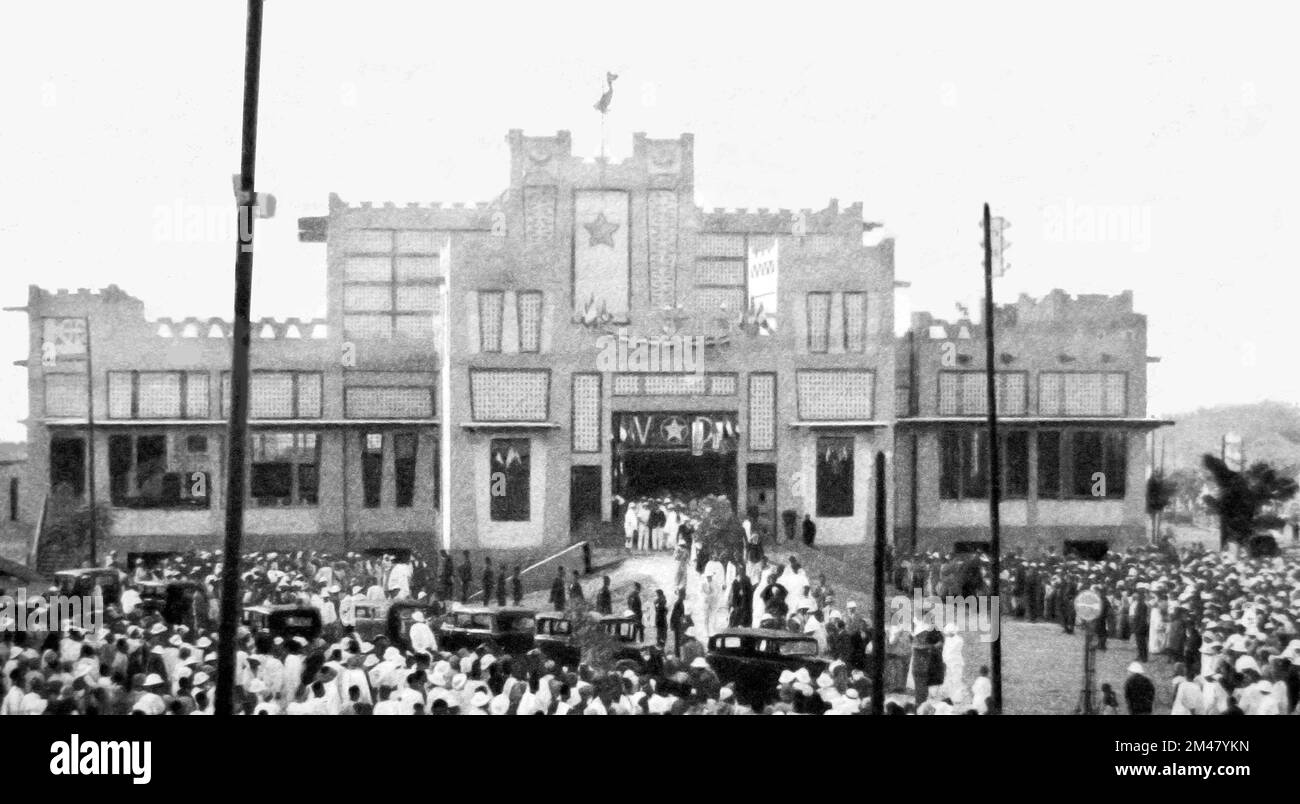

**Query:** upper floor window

left=1038, top=372, right=1127, bottom=417
left=108, top=371, right=210, bottom=419
left=340, top=228, right=442, bottom=341
left=938, top=371, right=1028, bottom=416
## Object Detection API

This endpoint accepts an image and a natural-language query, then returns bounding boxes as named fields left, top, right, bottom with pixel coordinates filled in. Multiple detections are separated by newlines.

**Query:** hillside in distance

left=1159, top=401, right=1300, bottom=472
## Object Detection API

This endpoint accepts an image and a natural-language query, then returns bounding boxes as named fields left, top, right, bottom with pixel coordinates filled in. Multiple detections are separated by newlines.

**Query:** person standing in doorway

left=458, top=551, right=473, bottom=605
left=653, top=589, right=669, bottom=650
left=802, top=514, right=817, bottom=548
left=549, top=567, right=567, bottom=612
left=511, top=566, right=524, bottom=606
left=596, top=576, right=613, bottom=615
left=669, top=588, right=688, bottom=657
left=482, top=558, right=495, bottom=606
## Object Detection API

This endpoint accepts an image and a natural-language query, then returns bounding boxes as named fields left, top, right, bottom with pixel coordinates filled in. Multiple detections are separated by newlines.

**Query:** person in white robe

left=970, top=667, right=993, bottom=714
left=941, top=622, right=966, bottom=704
left=623, top=502, right=638, bottom=550
left=408, top=611, right=437, bottom=654
left=386, top=559, right=412, bottom=599
left=1170, top=672, right=1203, bottom=715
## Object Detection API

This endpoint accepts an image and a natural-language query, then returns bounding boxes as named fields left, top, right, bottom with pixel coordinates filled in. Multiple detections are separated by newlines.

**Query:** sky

left=2, top=0, right=1299, bottom=441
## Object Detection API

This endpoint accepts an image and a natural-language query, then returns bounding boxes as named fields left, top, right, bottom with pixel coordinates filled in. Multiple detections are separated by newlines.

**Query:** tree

left=1145, top=470, right=1175, bottom=539
left=40, top=490, right=115, bottom=571
left=565, top=598, right=621, bottom=669
left=691, top=495, right=746, bottom=567
left=1200, top=454, right=1298, bottom=554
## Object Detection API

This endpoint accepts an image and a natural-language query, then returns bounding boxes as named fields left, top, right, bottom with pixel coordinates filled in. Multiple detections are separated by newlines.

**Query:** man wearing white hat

left=1123, top=662, right=1155, bottom=714
left=409, top=610, right=437, bottom=654
left=463, top=688, right=490, bottom=715
left=133, top=674, right=168, bottom=715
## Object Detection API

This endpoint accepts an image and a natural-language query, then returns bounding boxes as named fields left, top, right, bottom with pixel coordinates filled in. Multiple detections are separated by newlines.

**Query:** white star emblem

left=662, top=417, right=687, bottom=443
left=584, top=212, right=620, bottom=248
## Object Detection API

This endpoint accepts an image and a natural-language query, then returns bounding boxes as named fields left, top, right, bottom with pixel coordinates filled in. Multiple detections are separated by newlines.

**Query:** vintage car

left=535, top=612, right=656, bottom=671
left=242, top=604, right=322, bottom=642
left=137, top=579, right=210, bottom=630
left=350, top=599, right=392, bottom=644
left=438, top=606, right=536, bottom=654
left=705, top=627, right=830, bottom=708
left=352, top=598, right=441, bottom=650
left=53, top=568, right=121, bottom=607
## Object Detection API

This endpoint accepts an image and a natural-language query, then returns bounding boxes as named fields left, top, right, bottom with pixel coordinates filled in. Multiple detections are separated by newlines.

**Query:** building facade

left=893, top=289, right=1169, bottom=555
left=14, top=196, right=444, bottom=556
left=447, top=130, right=896, bottom=553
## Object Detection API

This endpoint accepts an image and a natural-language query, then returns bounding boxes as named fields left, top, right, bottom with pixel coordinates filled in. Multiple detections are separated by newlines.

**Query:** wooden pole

left=872, top=450, right=887, bottom=715
left=982, top=203, right=1003, bottom=713
left=215, top=0, right=263, bottom=717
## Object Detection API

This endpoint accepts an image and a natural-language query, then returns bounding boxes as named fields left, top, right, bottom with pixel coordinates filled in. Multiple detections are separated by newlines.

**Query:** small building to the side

left=893, top=289, right=1171, bottom=557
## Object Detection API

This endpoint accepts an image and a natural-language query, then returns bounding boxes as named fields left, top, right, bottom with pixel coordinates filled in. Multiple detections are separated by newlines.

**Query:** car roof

left=247, top=604, right=315, bottom=614
left=452, top=606, right=535, bottom=616
left=55, top=568, right=113, bottom=578
left=710, top=627, right=817, bottom=641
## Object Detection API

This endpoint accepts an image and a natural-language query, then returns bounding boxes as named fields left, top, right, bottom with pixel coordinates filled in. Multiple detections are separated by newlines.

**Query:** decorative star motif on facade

left=584, top=212, right=620, bottom=248
left=662, top=417, right=687, bottom=443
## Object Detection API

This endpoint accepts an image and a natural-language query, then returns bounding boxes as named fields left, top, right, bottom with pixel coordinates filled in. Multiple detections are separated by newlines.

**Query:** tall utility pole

left=871, top=451, right=887, bottom=715
left=215, top=0, right=264, bottom=716
left=982, top=203, right=1004, bottom=713
left=84, top=317, right=97, bottom=566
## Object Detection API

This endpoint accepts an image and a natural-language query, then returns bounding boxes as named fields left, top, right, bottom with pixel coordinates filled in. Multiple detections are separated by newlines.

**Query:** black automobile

left=53, top=568, right=121, bottom=607
left=242, top=604, right=322, bottom=642
left=705, top=627, right=829, bottom=708
left=138, top=579, right=210, bottom=630
left=535, top=612, right=656, bottom=671
left=439, top=606, right=536, bottom=654
left=386, top=599, right=441, bottom=650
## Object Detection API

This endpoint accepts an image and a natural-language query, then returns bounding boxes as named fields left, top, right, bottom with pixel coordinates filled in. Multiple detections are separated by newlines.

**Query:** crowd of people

left=997, top=543, right=1300, bottom=714
left=4, top=522, right=1295, bottom=715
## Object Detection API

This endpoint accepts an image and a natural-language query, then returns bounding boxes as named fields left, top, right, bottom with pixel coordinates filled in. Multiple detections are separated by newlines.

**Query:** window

left=572, top=374, right=601, bottom=453
left=1037, top=430, right=1061, bottom=498
left=49, top=437, right=85, bottom=498
left=940, top=429, right=1029, bottom=500
left=479, top=291, right=504, bottom=352
left=394, top=433, right=418, bottom=508
left=1004, top=430, right=1029, bottom=499
left=250, top=432, right=318, bottom=506
left=108, top=433, right=211, bottom=509
left=796, top=371, right=874, bottom=420
left=44, top=374, right=87, bottom=417
left=490, top=438, right=530, bottom=521
left=470, top=370, right=549, bottom=421
left=341, top=228, right=442, bottom=341
left=843, top=293, right=866, bottom=352
left=518, top=291, right=543, bottom=353
left=108, top=372, right=209, bottom=419
left=815, top=436, right=854, bottom=517
left=361, top=433, right=384, bottom=509
left=748, top=373, right=776, bottom=451
left=1036, top=429, right=1126, bottom=500
left=344, top=386, right=434, bottom=418
left=222, top=372, right=322, bottom=419
left=807, top=292, right=831, bottom=352
left=9, top=477, right=18, bottom=521
left=940, top=430, right=987, bottom=500
left=937, top=371, right=1028, bottom=416
left=1038, top=372, right=1127, bottom=416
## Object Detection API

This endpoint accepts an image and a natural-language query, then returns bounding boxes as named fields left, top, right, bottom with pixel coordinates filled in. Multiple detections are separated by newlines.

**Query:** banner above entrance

left=615, top=412, right=738, bottom=454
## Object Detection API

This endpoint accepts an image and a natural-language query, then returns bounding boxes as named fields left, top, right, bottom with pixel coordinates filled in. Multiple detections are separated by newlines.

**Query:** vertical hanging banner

left=574, top=190, right=630, bottom=318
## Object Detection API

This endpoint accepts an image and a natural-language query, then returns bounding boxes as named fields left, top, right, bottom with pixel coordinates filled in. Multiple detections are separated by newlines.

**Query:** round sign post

left=1074, top=590, right=1102, bottom=714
